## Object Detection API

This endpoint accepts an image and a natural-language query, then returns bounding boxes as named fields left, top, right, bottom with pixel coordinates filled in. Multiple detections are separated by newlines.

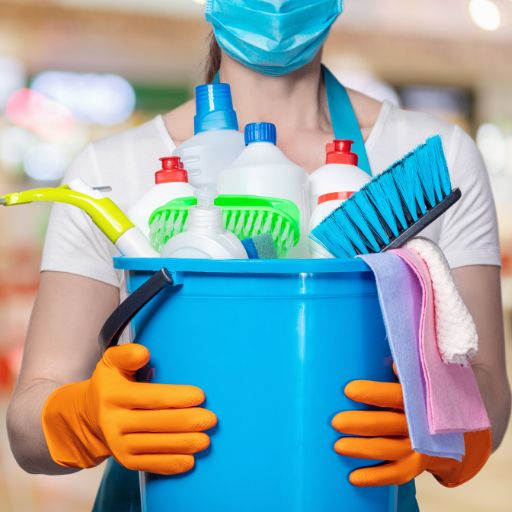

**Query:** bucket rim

left=114, top=257, right=371, bottom=274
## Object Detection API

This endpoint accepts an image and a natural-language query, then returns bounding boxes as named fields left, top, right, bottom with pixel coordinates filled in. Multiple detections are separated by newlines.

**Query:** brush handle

left=384, top=188, right=462, bottom=251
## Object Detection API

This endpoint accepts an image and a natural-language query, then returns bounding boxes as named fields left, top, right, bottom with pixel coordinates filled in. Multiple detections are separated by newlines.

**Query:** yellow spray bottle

left=1, top=179, right=158, bottom=258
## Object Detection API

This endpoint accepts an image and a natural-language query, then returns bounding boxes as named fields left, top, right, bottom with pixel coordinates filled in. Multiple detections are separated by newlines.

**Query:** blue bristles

left=311, top=136, right=460, bottom=259
left=367, top=171, right=406, bottom=234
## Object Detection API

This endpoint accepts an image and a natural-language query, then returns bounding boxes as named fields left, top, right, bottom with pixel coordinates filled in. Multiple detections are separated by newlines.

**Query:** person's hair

left=205, top=32, right=222, bottom=83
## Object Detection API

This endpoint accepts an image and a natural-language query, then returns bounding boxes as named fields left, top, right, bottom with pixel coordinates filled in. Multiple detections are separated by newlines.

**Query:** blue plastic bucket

left=113, top=257, right=398, bottom=512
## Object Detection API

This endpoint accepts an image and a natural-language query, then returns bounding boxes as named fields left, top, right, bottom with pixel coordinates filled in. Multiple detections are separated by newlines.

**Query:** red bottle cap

left=318, top=191, right=355, bottom=204
left=155, top=156, right=189, bottom=184
left=325, top=140, right=359, bottom=165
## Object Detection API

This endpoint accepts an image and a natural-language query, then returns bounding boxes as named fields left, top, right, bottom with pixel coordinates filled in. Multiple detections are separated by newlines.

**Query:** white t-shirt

left=40, top=101, right=501, bottom=288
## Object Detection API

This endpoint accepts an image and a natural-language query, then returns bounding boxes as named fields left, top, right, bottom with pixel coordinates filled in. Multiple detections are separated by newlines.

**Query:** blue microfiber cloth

left=360, top=252, right=465, bottom=460
left=242, top=234, right=279, bottom=259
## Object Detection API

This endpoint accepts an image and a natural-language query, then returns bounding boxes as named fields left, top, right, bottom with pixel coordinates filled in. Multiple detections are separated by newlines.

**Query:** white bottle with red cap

left=128, top=156, right=194, bottom=238
left=308, top=140, right=371, bottom=258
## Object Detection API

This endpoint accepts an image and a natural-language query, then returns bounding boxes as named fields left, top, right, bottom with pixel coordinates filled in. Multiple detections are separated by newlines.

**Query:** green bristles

left=149, top=194, right=300, bottom=257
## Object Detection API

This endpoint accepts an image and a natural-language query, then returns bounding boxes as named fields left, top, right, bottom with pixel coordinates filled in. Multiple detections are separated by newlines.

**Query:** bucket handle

left=99, top=268, right=178, bottom=351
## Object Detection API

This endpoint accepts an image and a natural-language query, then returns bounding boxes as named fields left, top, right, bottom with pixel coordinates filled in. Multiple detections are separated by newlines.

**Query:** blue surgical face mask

left=205, top=0, right=344, bottom=76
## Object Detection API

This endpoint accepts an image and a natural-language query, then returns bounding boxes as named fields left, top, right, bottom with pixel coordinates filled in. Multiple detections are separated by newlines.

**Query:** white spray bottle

left=173, top=83, right=245, bottom=187
left=161, top=185, right=248, bottom=260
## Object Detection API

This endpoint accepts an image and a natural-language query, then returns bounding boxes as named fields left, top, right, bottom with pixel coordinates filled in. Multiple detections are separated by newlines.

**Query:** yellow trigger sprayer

left=0, top=179, right=158, bottom=257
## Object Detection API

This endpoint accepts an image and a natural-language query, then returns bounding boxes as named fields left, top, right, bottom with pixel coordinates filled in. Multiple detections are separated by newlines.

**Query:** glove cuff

left=41, top=381, right=109, bottom=469
left=428, top=430, right=492, bottom=488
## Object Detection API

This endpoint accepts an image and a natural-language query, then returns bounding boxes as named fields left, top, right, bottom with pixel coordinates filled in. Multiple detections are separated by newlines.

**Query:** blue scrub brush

left=311, top=136, right=461, bottom=259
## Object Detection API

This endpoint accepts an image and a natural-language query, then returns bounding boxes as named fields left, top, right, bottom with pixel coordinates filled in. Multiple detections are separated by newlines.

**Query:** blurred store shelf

left=0, top=0, right=210, bottom=84
left=1, top=0, right=512, bottom=86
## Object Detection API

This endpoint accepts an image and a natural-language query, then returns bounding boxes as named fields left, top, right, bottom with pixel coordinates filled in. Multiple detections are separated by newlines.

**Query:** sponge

left=242, top=234, right=279, bottom=259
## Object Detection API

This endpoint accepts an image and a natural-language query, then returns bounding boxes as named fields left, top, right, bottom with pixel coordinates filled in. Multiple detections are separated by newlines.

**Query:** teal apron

left=92, top=66, right=418, bottom=512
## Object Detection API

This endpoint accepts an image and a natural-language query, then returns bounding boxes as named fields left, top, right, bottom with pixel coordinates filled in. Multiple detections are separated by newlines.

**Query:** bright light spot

left=0, top=57, right=26, bottom=111
left=23, top=143, right=69, bottom=182
left=0, top=126, right=35, bottom=167
left=6, top=88, right=75, bottom=142
left=31, top=71, right=136, bottom=126
left=477, top=123, right=506, bottom=174
left=469, top=0, right=501, bottom=31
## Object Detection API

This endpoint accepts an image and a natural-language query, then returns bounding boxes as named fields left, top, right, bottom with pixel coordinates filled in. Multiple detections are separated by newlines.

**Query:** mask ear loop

left=213, top=72, right=220, bottom=84
left=322, top=65, right=372, bottom=176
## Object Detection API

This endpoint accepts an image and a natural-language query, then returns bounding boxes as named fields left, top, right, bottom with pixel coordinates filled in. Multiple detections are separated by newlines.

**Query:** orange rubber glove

left=42, top=343, right=217, bottom=475
left=332, top=378, right=492, bottom=487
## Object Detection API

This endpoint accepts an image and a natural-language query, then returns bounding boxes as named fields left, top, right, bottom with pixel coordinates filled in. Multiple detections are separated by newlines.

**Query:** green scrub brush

left=311, top=136, right=461, bottom=258
left=149, top=195, right=300, bottom=257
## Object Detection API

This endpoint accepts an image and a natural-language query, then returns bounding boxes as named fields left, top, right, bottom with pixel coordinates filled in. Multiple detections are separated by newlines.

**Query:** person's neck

left=218, top=53, right=331, bottom=138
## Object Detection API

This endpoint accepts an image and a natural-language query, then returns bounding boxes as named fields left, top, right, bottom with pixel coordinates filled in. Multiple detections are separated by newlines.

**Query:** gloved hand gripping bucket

left=105, top=257, right=398, bottom=512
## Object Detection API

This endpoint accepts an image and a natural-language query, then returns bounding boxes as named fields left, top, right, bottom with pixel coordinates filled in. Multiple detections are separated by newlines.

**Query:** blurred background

left=0, top=0, right=511, bottom=510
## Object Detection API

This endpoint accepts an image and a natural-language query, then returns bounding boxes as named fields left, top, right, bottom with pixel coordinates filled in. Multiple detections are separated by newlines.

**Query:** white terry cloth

left=406, top=237, right=479, bottom=366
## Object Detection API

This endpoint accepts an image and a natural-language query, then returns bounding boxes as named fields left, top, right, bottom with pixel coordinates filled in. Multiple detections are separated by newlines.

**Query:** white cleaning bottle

left=173, top=83, right=245, bottom=187
left=309, top=140, right=372, bottom=258
left=161, top=185, right=248, bottom=260
left=128, top=156, right=194, bottom=238
left=309, top=140, right=371, bottom=209
left=217, top=122, right=310, bottom=257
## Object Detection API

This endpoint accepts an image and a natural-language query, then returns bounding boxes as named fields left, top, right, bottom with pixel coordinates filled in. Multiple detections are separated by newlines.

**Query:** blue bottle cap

left=194, top=83, right=239, bottom=134
left=244, top=122, right=277, bottom=146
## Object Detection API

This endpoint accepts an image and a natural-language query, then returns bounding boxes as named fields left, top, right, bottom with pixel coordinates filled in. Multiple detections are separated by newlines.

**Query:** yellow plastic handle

left=1, top=186, right=134, bottom=243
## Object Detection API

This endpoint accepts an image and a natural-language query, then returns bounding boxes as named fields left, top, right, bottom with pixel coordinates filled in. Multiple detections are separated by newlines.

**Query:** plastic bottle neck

left=247, top=141, right=276, bottom=148
left=245, top=122, right=277, bottom=146
left=155, top=156, right=189, bottom=184
left=186, top=205, right=225, bottom=236
left=326, top=140, right=359, bottom=165
left=194, top=83, right=239, bottom=134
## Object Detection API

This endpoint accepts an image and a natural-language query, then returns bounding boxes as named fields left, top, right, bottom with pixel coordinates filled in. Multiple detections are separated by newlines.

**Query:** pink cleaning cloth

left=391, top=248, right=490, bottom=434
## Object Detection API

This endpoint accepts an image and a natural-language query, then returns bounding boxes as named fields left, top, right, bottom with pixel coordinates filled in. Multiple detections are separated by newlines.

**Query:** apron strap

left=322, top=65, right=372, bottom=176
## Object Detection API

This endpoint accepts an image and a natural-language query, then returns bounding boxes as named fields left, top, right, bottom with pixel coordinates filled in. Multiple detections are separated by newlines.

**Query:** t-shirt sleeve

left=438, top=126, right=501, bottom=269
left=40, top=144, right=122, bottom=287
